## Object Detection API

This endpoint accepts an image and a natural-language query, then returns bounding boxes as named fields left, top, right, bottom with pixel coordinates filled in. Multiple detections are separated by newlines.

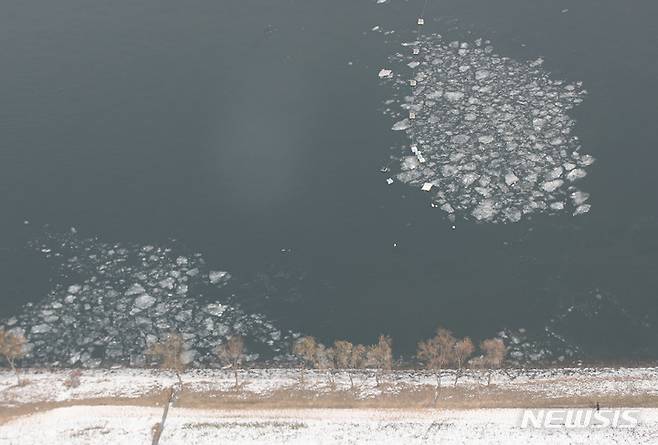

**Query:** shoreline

left=2, top=366, right=657, bottom=412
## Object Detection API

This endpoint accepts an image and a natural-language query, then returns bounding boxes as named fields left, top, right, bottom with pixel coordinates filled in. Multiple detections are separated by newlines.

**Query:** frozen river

left=1, top=0, right=657, bottom=363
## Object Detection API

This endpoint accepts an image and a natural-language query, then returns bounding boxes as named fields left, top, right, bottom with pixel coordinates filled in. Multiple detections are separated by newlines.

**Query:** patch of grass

left=69, top=425, right=111, bottom=437
left=182, top=421, right=307, bottom=431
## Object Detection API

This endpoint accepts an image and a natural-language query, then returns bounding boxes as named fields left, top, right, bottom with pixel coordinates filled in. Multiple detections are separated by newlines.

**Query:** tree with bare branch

left=315, top=343, right=337, bottom=388
left=453, top=337, right=475, bottom=387
left=480, top=338, right=507, bottom=386
left=333, top=340, right=367, bottom=390
left=0, top=329, right=27, bottom=385
left=292, top=336, right=318, bottom=384
left=147, top=333, right=187, bottom=386
left=416, top=327, right=456, bottom=391
left=367, top=335, right=392, bottom=387
left=215, top=335, right=246, bottom=389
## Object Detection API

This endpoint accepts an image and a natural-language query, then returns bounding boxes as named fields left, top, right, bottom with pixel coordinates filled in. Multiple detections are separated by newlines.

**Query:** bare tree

left=480, top=338, right=507, bottom=386
left=292, top=336, right=318, bottom=384
left=367, top=335, right=392, bottom=387
left=0, top=329, right=27, bottom=385
left=315, top=343, right=337, bottom=388
left=416, top=327, right=456, bottom=391
left=333, top=340, right=367, bottom=390
left=147, top=333, right=187, bottom=386
left=453, top=337, right=475, bottom=387
left=215, top=336, right=246, bottom=389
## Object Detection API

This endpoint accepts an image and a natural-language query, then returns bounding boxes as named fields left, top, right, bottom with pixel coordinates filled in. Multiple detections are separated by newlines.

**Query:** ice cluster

left=1, top=231, right=295, bottom=368
left=381, top=34, right=595, bottom=223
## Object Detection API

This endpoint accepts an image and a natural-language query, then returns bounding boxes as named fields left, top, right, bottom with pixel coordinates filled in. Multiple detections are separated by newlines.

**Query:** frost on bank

left=382, top=35, right=594, bottom=223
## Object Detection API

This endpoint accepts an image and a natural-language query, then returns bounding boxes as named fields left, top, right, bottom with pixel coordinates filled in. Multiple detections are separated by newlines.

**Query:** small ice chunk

left=504, top=208, right=522, bottom=222
left=401, top=156, right=420, bottom=170
left=205, top=303, right=226, bottom=317
left=421, top=182, right=433, bottom=192
left=392, top=119, right=411, bottom=131
left=134, top=294, right=156, bottom=310
left=472, top=199, right=497, bottom=221
left=378, top=69, right=393, bottom=79
left=159, top=277, right=176, bottom=289
left=386, top=178, right=394, bottom=185
left=31, top=324, right=52, bottom=334
left=209, top=270, right=231, bottom=285
left=504, top=172, right=519, bottom=186
left=462, top=173, right=478, bottom=186
left=67, top=285, right=82, bottom=294
left=573, top=204, right=591, bottom=215
left=442, top=164, right=459, bottom=176
left=444, top=91, right=465, bottom=102
left=546, top=166, right=563, bottom=180
left=451, top=134, right=470, bottom=144
left=571, top=190, right=590, bottom=206
left=125, top=283, right=146, bottom=296
left=579, top=154, right=595, bottom=166
left=475, top=70, right=490, bottom=80
left=541, top=179, right=564, bottom=192
left=550, top=202, right=565, bottom=210
left=566, top=168, right=587, bottom=182
left=478, top=135, right=494, bottom=144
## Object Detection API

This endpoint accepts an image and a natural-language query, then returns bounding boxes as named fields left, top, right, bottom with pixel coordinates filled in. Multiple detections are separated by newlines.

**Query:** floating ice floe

left=0, top=231, right=296, bottom=368
left=378, top=69, right=393, bottom=79
left=379, top=33, right=595, bottom=223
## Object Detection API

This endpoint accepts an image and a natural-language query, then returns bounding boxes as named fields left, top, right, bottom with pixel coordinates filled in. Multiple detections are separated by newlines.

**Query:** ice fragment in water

left=378, top=69, right=393, bottom=79
left=392, top=119, right=411, bottom=131
left=504, top=173, right=519, bottom=186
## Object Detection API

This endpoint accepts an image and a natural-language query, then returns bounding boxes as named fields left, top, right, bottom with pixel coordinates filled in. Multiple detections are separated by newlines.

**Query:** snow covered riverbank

left=2, top=405, right=658, bottom=445
left=2, top=367, right=657, bottom=407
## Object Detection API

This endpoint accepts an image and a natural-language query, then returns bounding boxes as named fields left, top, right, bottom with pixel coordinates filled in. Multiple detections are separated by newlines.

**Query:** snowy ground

left=2, top=367, right=658, bottom=406
left=2, top=405, right=658, bottom=444
left=2, top=368, right=657, bottom=444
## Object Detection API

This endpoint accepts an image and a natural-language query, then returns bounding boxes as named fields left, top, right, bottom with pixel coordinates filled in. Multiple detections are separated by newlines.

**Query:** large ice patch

left=381, top=35, right=594, bottom=223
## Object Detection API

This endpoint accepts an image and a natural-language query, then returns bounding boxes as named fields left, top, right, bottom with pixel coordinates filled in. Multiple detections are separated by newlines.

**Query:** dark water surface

left=1, top=0, right=657, bottom=357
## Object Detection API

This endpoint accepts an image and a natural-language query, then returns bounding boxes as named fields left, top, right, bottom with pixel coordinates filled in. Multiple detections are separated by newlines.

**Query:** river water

left=1, top=0, right=657, bottom=361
